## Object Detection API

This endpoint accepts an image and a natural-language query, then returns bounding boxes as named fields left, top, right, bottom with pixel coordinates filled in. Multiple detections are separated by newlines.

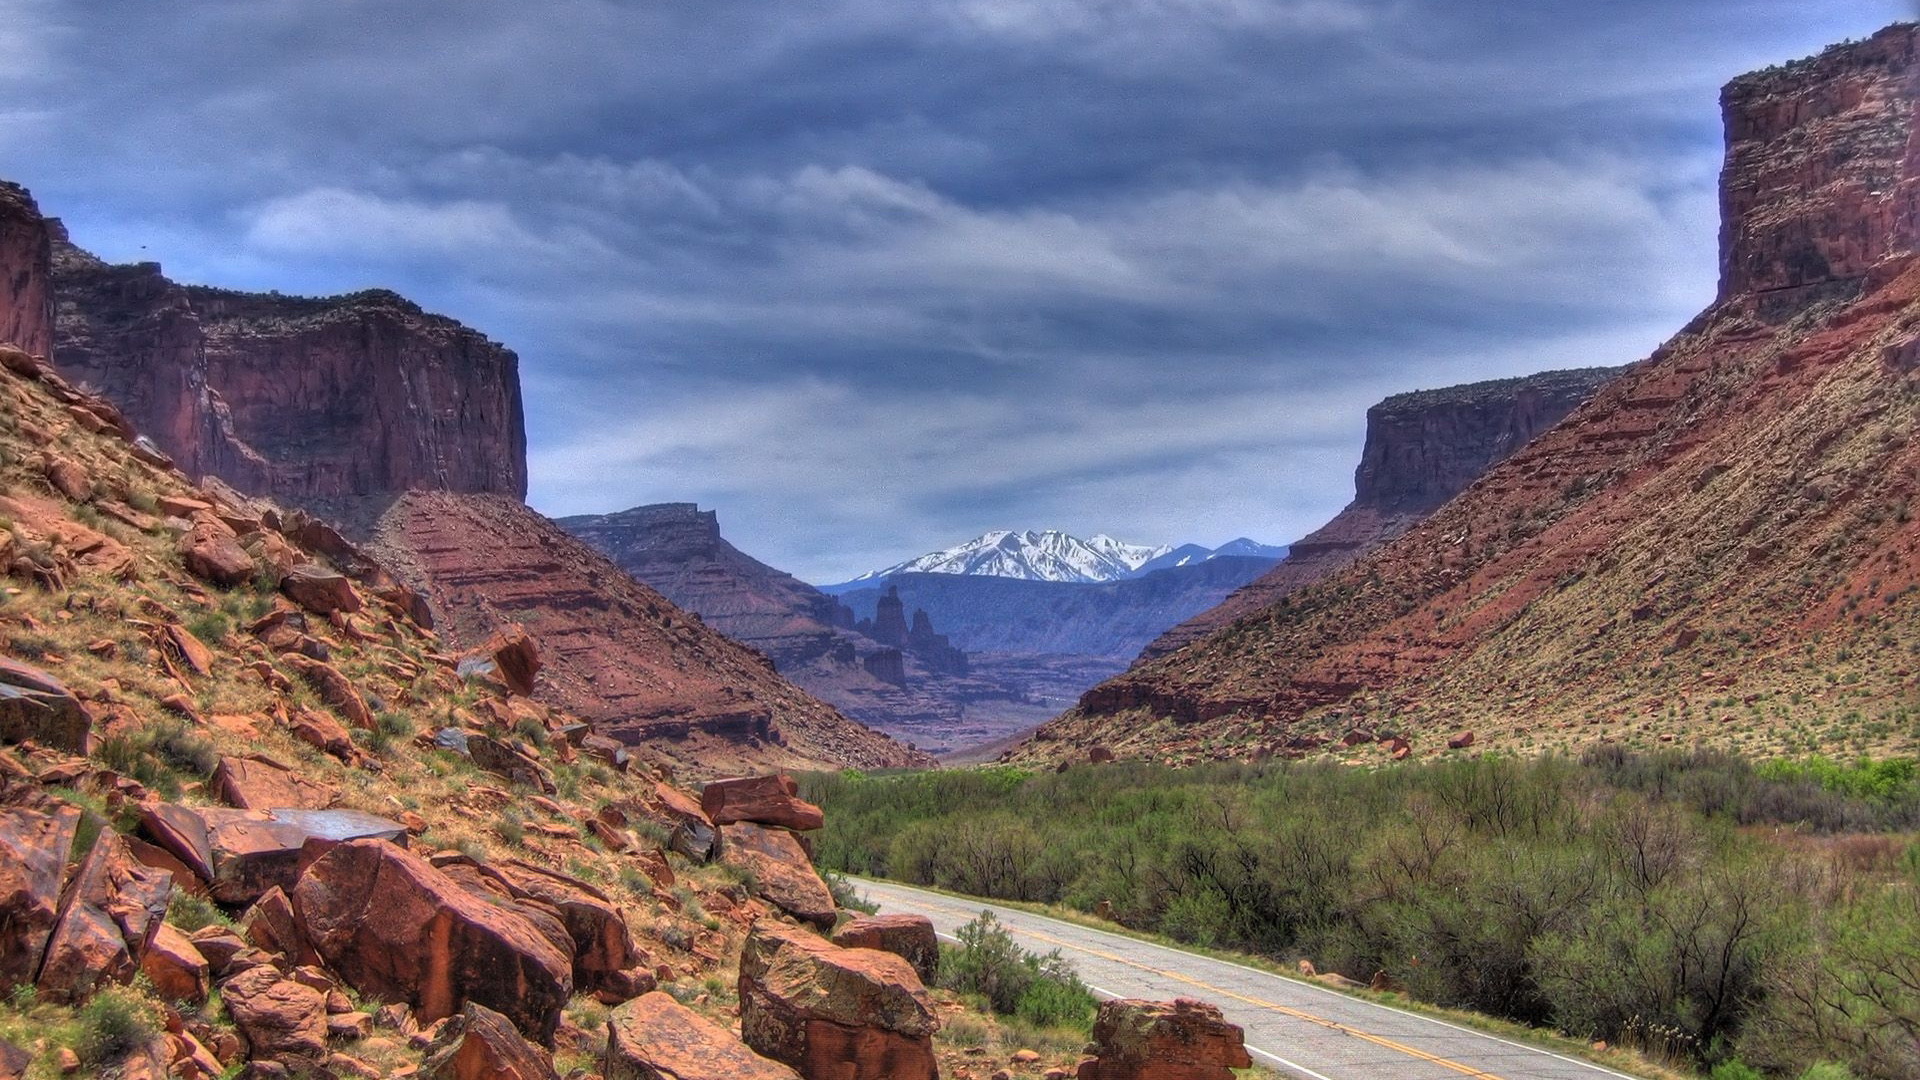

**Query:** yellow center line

left=892, top=891, right=1506, bottom=1080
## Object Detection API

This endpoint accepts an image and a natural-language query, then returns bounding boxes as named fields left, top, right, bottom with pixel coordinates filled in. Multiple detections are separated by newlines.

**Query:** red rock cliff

left=0, top=183, right=53, bottom=358
left=1140, top=366, right=1620, bottom=661
left=1021, top=23, right=1920, bottom=765
left=50, top=231, right=525, bottom=502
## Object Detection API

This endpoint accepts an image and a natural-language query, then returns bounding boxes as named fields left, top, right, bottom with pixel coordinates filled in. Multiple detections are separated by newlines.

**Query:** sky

left=0, top=0, right=1906, bottom=582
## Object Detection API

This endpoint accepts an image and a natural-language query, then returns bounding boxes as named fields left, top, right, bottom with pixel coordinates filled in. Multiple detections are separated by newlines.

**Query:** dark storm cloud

left=0, top=0, right=1905, bottom=579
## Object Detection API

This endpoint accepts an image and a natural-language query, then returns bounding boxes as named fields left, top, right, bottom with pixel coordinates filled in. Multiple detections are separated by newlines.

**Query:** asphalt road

left=853, top=877, right=1639, bottom=1080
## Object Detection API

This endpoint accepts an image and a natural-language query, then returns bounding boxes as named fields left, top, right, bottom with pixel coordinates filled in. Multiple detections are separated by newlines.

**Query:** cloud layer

left=0, top=0, right=1904, bottom=579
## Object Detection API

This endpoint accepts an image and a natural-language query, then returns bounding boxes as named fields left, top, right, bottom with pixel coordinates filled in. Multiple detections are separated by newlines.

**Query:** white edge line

left=862, top=879, right=1636, bottom=1080
left=936, top=929, right=1338, bottom=1080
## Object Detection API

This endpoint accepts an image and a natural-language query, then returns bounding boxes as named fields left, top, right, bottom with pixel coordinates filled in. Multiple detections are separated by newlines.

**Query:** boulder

left=139, top=804, right=408, bottom=904
left=1075, top=999, right=1250, bottom=1080
left=41, top=455, right=91, bottom=502
left=0, top=804, right=79, bottom=990
left=1447, top=731, right=1476, bottom=750
left=489, top=860, right=636, bottom=996
left=701, top=775, right=825, bottom=831
left=241, top=887, right=319, bottom=968
left=738, top=921, right=938, bottom=1080
left=830, top=915, right=938, bottom=985
left=652, top=783, right=716, bottom=861
left=719, top=823, right=836, bottom=929
left=467, top=735, right=557, bottom=795
left=211, top=754, right=337, bottom=810
left=141, top=922, right=211, bottom=1003
left=222, top=964, right=329, bottom=1063
left=279, top=655, right=373, bottom=728
left=421, top=1001, right=560, bottom=1080
left=181, top=527, right=257, bottom=588
left=281, top=565, right=362, bottom=616
left=607, top=991, right=801, bottom=1080
left=35, top=829, right=173, bottom=1003
left=0, top=657, right=92, bottom=753
left=0, top=1038, right=28, bottom=1080
left=479, top=626, right=541, bottom=697
left=187, top=925, right=248, bottom=976
left=290, top=839, right=572, bottom=1044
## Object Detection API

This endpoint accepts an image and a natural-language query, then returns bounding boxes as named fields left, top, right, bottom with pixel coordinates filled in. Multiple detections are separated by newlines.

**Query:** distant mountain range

left=822, top=530, right=1284, bottom=590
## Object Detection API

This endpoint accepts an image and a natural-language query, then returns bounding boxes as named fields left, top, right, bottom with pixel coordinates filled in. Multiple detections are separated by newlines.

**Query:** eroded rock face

left=830, top=915, right=939, bottom=985
left=737, top=922, right=938, bottom=1080
left=718, top=823, right=836, bottom=929
left=138, top=805, right=408, bottom=904
left=1076, top=998, right=1250, bottom=1080
left=1138, top=366, right=1621, bottom=663
left=0, top=183, right=53, bottom=358
left=701, top=775, right=825, bottom=831
left=49, top=227, right=527, bottom=502
left=607, top=991, right=802, bottom=1080
left=290, top=838, right=572, bottom=1044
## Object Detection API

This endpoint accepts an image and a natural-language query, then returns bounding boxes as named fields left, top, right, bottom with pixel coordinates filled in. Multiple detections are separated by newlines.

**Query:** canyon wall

left=1018, top=25, right=1920, bottom=765
left=49, top=230, right=526, bottom=502
left=0, top=184, right=53, bottom=358
left=1140, top=366, right=1621, bottom=661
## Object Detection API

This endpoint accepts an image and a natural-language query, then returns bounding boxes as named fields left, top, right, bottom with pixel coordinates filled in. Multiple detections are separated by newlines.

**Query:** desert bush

left=939, top=912, right=1095, bottom=1030
left=76, top=985, right=159, bottom=1065
left=807, top=750, right=1920, bottom=1075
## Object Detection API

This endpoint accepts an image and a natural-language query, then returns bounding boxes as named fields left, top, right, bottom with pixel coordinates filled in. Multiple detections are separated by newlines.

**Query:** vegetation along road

left=855, top=876, right=1637, bottom=1080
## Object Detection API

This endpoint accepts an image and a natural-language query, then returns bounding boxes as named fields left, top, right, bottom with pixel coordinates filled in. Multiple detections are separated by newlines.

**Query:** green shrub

left=1710, top=1062, right=1763, bottom=1080
left=1798, top=1065, right=1858, bottom=1080
left=165, top=891, right=233, bottom=933
left=76, top=985, right=159, bottom=1065
left=824, top=871, right=876, bottom=914
left=938, top=912, right=1095, bottom=1030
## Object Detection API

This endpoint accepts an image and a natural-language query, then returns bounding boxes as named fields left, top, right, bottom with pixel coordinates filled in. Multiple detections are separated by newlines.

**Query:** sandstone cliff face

left=1140, top=367, right=1620, bottom=661
left=371, top=493, right=931, bottom=774
left=1021, top=24, right=1920, bottom=765
left=50, top=231, right=526, bottom=502
left=0, top=184, right=53, bottom=359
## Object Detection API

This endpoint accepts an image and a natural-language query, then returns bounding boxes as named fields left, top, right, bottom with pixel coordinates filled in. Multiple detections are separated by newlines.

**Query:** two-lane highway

left=854, top=877, right=1638, bottom=1080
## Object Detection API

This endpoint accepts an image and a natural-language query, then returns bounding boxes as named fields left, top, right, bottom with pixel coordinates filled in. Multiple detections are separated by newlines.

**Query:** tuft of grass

left=76, top=985, right=160, bottom=1066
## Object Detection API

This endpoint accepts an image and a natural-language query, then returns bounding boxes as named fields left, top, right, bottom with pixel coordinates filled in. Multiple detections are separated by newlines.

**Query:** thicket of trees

left=804, top=750, right=1920, bottom=1078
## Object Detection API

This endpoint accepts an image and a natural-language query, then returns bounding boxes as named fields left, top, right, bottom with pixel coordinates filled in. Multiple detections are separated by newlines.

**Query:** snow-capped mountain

left=1130, top=538, right=1289, bottom=576
left=830, top=529, right=1174, bottom=586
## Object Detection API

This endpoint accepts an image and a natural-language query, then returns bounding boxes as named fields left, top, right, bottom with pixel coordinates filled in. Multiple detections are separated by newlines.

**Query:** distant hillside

left=836, top=557, right=1281, bottom=661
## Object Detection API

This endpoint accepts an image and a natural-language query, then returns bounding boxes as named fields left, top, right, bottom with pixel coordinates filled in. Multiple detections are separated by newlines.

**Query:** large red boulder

left=719, top=823, right=836, bottom=929
left=650, top=782, right=716, bottom=861
left=211, top=753, right=337, bottom=810
left=138, top=805, right=408, bottom=903
left=290, top=839, right=573, bottom=1044
left=0, top=805, right=78, bottom=990
left=830, top=915, right=939, bottom=985
left=141, top=923, right=210, bottom=1004
left=738, top=922, right=939, bottom=1080
left=607, top=991, right=801, bottom=1080
left=701, top=775, right=825, bottom=831
left=488, top=860, right=637, bottom=997
left=1075, top=999, right=1251, bottom=1080
left=221, top=964, right=329, bottom=1064
left=421, top=1001, right=560, bottom=1080
left=279, top=654, right=373, bottom=728
left=466, top=625, right=541, bottom=697
left=280, top=564, right=363, bottom=615
left=0, top=657, right=92, bottom=753
left=35, top=830, right=173, bottom=1003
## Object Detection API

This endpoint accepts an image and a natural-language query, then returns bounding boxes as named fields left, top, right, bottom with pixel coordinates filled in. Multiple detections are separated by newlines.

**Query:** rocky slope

left=32, top=191, right=919, bottom=772
left=1017, top=24, right=1920, bottom=766
left=1139, top=367, right=1622, bottom=661
left=0, top=331, right=1107, bottom=1080
left=49, top=228, right=526, bottom=502
left=369, top=493, right=930, bottom=773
